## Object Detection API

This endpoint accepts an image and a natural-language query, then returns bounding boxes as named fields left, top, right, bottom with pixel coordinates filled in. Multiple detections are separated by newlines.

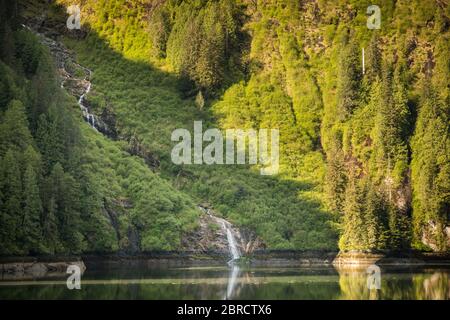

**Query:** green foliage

left=0, top=99, right=33, bottom=155
left=336, top=39, right=361, bottom=120
left=339, top=170, right=366, bottom=250
left=14, top=30, right=42, bottom=76
left=0, top=150, right=22, bottom=254
left=411, top=85, right=449, bottom=251
left=21, top=163, right=44, bottom=253
left=165, top=0, right=243, bottom=92
left=2, top=0, right=447, bottom=255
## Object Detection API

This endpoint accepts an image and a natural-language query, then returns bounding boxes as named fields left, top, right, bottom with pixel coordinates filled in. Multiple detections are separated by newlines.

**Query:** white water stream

left=22, top=24, right=99, bottom=131
left=198, top=206, right=241, bottom=264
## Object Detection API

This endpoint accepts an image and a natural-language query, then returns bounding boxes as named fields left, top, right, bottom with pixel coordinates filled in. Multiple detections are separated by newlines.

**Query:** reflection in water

left=422, top=272, right=449, bottom=300
left=337, top=267, right=450, bottom=300
left=0, top=265, right=448, bottom=300
left=224, top=265, right=240, bottom=300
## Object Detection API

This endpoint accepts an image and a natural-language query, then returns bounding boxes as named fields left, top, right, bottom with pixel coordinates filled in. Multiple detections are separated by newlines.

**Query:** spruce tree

left=0, top=99, right=33, bottom=156
left=364, top=181, right=388, bottom=250
left=339, top=168, right=366, bottom=250
left=47, top=163, right=84, bottom=253
left=42, top=197, right=59, bottom=254
left=365, top=33, right=382, bottom=82
left=411, top=84, right=449, bottom=251
left=0, top=150, right=22, bottom=254
left=336, top=38, right=361, bottom=120
left=21, top=164, right=43, bottom=253
left=325, top=135, right=347, bottom=214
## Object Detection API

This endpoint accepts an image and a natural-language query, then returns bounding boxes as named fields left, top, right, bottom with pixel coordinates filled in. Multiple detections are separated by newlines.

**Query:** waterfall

left=223, top=222, right=240, bottom=263
left=198, top=206, right=241, bottom=264
left=74, top=70, right=98, bottom=131
left=22, top=24, right=99, bottom=132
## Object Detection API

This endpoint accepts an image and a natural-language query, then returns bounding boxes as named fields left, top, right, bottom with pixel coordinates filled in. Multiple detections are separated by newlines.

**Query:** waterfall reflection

left=224, top=265, right=241, bottom=300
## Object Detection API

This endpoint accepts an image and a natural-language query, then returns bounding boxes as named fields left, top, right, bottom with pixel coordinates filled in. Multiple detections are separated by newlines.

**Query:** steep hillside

left=1, top=0, right=448, bottom=255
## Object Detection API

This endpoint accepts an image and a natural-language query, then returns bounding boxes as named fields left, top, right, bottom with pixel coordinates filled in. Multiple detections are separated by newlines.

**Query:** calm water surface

left=0, top=265, right=449, bottom=300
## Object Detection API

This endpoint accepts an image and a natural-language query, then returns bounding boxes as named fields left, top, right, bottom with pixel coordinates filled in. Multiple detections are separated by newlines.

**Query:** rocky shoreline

left=0, top=257, right=86, bottom=281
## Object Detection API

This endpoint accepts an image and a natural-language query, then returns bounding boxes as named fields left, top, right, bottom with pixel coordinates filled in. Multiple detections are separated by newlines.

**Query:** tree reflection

left=336, top=266, right=449, bottom=300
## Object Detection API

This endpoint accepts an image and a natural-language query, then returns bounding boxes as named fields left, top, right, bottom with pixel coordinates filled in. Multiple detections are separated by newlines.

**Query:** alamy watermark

left=366, top=264, right=381, bottom=290
left=367, top=5, right=381, bottom=29
left=171, top=121, right=279, bottom=175
left=66, top=5, right=81, bottom=30
left=66, top=264, right=81, bottom=290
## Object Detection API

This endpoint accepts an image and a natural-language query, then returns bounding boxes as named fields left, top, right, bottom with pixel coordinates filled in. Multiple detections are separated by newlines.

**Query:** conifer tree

left=336, top=39, right=361, bottom=120
left=47, top=163, right=84, bottom=253
left=21, top=164, right=43, bottom=253
left=365, top=34, right=382, bottom=82
left=0, top=99, right=33, bottom=156
left=364, top=181, right=388, bottom=250
left=411, top=84, right=449, bottom=251
left=42, top=197, right=59, bottom=254
left=0, top=150, right=22, bottom=253
left=325, top=135, right=347, bottom=214
left=339, top=168, right=366, bottom=250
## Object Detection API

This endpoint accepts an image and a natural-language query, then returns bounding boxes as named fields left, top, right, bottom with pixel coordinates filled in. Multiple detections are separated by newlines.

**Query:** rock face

left=126, top=135, right=160, bottom=170
left=181, top=205, right=264, bottom=258
left=420, top=220, right=450, bottom=252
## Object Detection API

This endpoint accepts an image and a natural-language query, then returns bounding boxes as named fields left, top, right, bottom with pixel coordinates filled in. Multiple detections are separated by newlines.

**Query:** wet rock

left=127, top=135, right=161, bottom=170
left=98, top=107, right=118, bottom=139
left=181, top=205, right=264, bottom=257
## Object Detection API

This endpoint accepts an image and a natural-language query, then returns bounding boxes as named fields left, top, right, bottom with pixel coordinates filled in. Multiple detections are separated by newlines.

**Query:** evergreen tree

left=42, top=196, right=59, bottom=254
left=166, top=0, right=241, bottom=92
left=336, top=38, right=361, bottom=120
left=325, top=134, right=347, bottom=214
left=46, top=163, right=84, bottom=253
left=36, top=110, right=63, bottom=174
left=364, top=181, right=388, bottom=250
left=0, top=150, right=22, bottom=254
left=339, top=168, right=366, bottom=250
left=0, top=99, right=33, bottom=156
left=365, top=34, right=382, bottom=82
left=149, top=5, right=171, bottom=58
left=411, top=84, right=449, bottom=251
left=21, top=164, right=43, bottom=253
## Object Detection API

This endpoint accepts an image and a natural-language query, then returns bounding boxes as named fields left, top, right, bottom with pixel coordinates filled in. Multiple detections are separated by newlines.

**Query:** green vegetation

left=1, top=0, right=448, bottom=255
left=0, top=0, right=199, bottom=254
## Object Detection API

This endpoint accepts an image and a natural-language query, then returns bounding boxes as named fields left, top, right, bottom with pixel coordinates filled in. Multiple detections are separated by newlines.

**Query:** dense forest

left=0, top=0, right=448, bottom=255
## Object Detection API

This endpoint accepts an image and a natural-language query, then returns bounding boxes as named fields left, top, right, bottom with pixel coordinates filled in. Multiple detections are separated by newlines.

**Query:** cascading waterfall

left=72, top=66, right=98, bottom=131
left=223, top=221, right=240, bottom=263
left=77, top=80, right=98, bottom=131
left=198, top=206, right=241, bottom=264
left=22, top=24, right=99, bottom=131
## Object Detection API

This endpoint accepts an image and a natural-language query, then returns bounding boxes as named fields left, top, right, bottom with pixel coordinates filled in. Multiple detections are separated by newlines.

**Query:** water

left=0, top=265, right=448, bottom=300
left=72, top=66, right=98, bottom=131
left=22, top=24, right=99, bottom=132
left=222, top=221, right=240, bottom=263
left=197, top=205, right=242, bottom=263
